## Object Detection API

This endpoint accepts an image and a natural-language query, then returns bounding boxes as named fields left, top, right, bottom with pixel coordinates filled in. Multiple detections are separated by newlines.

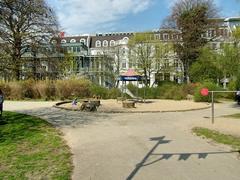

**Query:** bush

left=90, top=85, right=108, bottom=99
left=56, top=78, right=91, bottom=100
left=107, top=88, right=121, bottom=99
left=34, top=81, right=56, bottom=100
left=8, top=82, right=24, bottom=100
left=0, top=82, right=11, bottom=99
left=194, top=81, right=220, bottom=102
left=21, top=79, right=36, bottom=99
left=127, top=82, right=188, bottom=100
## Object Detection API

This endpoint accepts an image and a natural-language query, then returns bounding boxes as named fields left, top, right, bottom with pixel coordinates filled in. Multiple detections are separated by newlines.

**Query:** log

left=90, top=100, right=101, bottom=107
left=122, top=101, right=135, bottom=108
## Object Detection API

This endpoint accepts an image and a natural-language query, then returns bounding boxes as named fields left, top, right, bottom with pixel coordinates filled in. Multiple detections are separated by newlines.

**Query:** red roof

left=121, top=69, right=140, bottom=77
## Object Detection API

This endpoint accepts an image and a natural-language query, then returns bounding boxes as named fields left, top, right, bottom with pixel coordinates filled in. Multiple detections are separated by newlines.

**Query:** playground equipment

left=119, top=69, right=145, bottom=102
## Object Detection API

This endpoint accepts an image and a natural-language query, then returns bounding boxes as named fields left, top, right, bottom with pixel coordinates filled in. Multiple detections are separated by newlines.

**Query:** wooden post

left=211, top=91, right=214, bottom=124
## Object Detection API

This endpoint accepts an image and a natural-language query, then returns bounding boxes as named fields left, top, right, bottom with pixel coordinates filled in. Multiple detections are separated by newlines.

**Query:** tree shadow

left=13, top=107, right=112, bottom=128
left=0, top=112, right=49, bottom=143
left=126, top=136, right=171, bottom=180
left=126, top=136, right=240, bottom=180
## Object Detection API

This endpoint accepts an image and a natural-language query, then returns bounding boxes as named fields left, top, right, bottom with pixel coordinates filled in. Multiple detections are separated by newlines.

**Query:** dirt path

left=4, top=101, right=240, bottom=180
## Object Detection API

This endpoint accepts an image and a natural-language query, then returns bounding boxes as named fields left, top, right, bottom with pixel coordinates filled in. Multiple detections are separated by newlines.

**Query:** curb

left=53, top=101, right=211, bottom=114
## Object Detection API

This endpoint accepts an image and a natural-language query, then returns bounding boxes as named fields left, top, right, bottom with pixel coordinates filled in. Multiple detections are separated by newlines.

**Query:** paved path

left=4, top=101, right=240, bottom=180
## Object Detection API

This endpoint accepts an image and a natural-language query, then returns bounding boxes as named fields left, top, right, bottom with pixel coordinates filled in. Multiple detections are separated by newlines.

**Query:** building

left=2, top=17, right=239, bottom=85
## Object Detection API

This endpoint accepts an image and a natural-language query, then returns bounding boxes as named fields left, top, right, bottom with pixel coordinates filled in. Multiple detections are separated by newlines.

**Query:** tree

left=128, top=32, right=170, bottom=86
left=154, top=42, right=176, bottom=83
left=189, top=47, right=222, bottom=83
left=216, top=44, right=240, bottom=88
left=0, top=0, right=58, bottom=80
left=166, top=0, right=218, bottom=83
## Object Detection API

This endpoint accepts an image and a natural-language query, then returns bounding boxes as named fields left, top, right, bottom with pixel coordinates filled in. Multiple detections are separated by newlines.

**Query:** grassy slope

left=0, top=112, right=72, bottom=179
left=193, top=127, right=240, bottom=150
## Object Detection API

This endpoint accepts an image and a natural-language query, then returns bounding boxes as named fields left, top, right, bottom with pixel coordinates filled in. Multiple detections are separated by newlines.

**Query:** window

left=155, top=34, right=160, bottom=40
left=73, top=46, right=78, bottom=52
left=129, top=62, right=133, bottom=68
left=122, top=47, right=128, bottom=54
left=211, top=43, right=217, bottom=50
left=163, top=34, right=169, bottom=40
left=103, top=40, right=108, bottom=47
left=70, top=39, right=76, bottom=43
left=172, top=34, right=178, bottom=40
left=52, top=40, right=57, bottom=44
left=61, top=39, right=66, bottom=43
left=110, top=40, right=115, bottom=47
left=122, top=62, right=127, bottom=69
left=95, top=40, right=101, bottom=47
left=80, top=38, right=86, bottom=45
left=164, top=73, right=170, bottom=81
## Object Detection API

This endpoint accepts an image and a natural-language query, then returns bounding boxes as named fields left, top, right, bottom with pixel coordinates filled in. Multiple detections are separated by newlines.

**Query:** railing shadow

left=126, top=136, right=240, bottom=180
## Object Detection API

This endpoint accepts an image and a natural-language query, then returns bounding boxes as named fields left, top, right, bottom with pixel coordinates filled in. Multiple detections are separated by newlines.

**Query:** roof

left=121, top=69, right=141, bottom=77
left=90, top=33, right=133, bottom=48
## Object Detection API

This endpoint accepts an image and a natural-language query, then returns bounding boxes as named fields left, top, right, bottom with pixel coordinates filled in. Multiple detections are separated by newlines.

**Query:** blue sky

left=47, top=0, right=240, bottom=35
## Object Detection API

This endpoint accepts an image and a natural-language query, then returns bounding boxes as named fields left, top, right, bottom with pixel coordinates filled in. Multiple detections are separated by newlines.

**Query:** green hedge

left=193, top=81, right=220, bottom=102
left=126, top=82, right=194, bottom=100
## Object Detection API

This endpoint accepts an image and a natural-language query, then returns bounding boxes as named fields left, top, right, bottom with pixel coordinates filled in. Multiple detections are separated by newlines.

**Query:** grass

left=223, top=113, right=240, bottom=119
left=193, top=127, right=240, bottom=150
left=0, top=111, right=72, bottom=179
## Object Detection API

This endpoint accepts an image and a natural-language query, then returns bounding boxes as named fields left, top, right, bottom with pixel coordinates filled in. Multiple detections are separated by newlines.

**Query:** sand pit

left=57, top=99, right=210, bottom=113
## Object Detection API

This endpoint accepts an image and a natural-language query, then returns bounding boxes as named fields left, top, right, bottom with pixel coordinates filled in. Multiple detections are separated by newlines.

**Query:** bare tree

left=0, top=0, right=59, bottom=80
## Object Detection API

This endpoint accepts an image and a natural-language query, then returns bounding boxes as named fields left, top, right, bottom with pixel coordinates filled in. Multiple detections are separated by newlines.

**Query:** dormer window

left=96, top=40, right=101, bottom=47
left=103, top=40, right=108, bottom=47
left=70, top=39, right=76, bottom=43
left=123, top=37, right=129, bottom=41
left=51, top=40, right=57, bottom=44
left=80, top=38, right=86, bottom=45
left=61, top=39, right=66, bottom=43
left=110, top=40, right=115, bottom=47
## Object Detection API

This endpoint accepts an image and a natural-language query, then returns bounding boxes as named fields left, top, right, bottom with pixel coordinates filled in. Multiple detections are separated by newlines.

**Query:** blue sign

left=120, top=76, right=141, bottom=81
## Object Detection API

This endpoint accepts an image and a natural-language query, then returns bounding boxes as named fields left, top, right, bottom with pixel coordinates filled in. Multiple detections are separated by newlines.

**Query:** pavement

left=4, top=100, right=240, bottom=180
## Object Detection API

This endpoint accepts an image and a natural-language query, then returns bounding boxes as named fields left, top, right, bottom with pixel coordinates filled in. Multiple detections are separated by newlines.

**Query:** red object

left=59, top=31, right=65, bottom=38
left=121, top=69, right=140, bottom=77
left=200, top=88, right=209, bottom=96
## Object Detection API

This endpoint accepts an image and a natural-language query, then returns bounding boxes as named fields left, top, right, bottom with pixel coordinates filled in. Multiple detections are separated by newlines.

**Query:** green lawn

left=0, top=111, right=72, bottom=179
left=193, top=127, right=240, bottom=150
left=223, top=113, right=240, bottom=119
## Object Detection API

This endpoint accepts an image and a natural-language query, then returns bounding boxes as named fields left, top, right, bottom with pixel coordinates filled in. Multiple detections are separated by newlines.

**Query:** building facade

left=2, top=17, right=238, bottom=85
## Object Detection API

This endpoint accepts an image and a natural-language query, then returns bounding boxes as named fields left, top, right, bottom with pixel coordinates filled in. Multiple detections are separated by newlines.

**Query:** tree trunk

left=183, top=61, right=189, bottom=83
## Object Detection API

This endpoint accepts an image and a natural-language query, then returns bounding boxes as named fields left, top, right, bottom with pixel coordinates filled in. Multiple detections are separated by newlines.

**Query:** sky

left=46, top=0, right=240, bottom=35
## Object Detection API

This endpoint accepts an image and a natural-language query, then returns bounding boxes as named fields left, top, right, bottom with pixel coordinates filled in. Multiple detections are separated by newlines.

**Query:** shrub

left=34, top=81, right=56, bottom=100
left=21, top=79, right=36, bottom=99
left=107, top=88, right=121, bottom=99
left=126, top=82, right=187, bottom=100
left=194, top=81, right=220, bottom=102
left=56, top=78, right=91, bottom=99
left=90, top=85, right=108, bottom=99
left=182, top=83, right=196, bottom=95
left=0, top=82, right=11, bottom=99
left=8, top=82, right=23, bottom=100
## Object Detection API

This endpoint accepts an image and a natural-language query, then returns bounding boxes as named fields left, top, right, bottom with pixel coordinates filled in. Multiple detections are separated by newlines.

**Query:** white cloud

left=50, top=0, right=153, bottom=34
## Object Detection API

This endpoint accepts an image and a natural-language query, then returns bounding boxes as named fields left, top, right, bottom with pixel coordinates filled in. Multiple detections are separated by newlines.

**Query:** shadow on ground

left=126, top=136, right=239, bottom=180
left=13, top=107, right=112, bottom=127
